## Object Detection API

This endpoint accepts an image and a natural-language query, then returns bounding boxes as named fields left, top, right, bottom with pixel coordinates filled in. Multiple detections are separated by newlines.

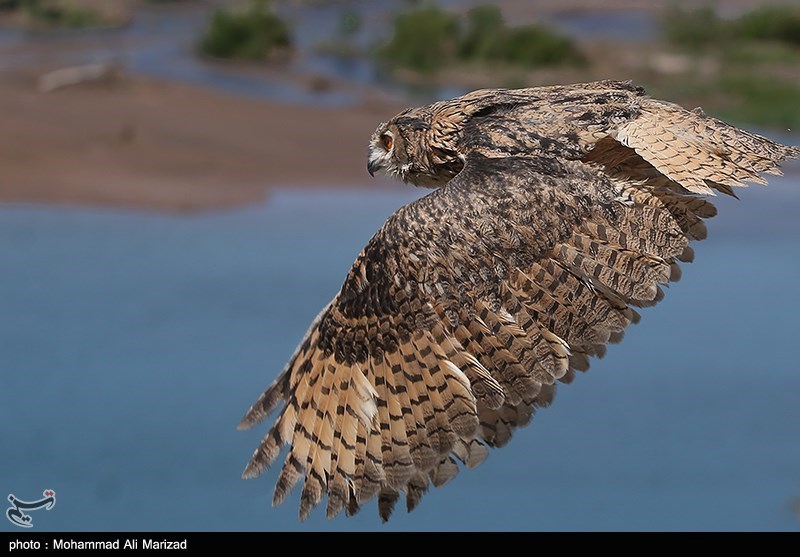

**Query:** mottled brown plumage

left=239, top=80, right=798, bottom=522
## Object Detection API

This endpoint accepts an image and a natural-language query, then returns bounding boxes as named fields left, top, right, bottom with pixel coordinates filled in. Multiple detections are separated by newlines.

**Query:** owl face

left=367, top=114, right=455, bottom=188
left=367, top=122, right=406, bottom=181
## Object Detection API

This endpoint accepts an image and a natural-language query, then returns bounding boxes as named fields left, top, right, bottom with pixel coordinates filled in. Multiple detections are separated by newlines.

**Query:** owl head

left=367, top=108, right=465, bottom=188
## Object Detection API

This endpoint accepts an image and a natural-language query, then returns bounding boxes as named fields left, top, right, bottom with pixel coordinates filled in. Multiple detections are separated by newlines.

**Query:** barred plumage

left=239, top=80, right=798, bottom=521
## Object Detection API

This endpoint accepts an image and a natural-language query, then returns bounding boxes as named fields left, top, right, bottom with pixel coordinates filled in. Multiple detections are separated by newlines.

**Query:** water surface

left=2, top=173, right=800, bottom=531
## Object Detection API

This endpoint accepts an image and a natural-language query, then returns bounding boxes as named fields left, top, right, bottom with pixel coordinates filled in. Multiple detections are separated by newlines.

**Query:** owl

left=239, top=81, right=798, bottom=522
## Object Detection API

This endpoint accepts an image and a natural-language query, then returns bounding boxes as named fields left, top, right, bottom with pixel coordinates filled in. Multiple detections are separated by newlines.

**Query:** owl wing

left=240, top=102, right=797, bottom=522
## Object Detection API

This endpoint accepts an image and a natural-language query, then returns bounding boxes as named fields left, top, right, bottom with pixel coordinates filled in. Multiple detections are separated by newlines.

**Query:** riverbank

left=0, top=69, right=404, bottom=212
left=1, top=64, right=797, bottom=214
left=1, top=0, right=797, bottom=213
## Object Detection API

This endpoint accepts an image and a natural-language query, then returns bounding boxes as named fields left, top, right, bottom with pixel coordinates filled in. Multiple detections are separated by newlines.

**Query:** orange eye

left=382, top=133, right=393, bottom=151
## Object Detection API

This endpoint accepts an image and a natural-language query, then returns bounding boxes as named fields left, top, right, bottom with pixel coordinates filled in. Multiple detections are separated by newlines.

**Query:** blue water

left=2, top=175, right=800, bottom=532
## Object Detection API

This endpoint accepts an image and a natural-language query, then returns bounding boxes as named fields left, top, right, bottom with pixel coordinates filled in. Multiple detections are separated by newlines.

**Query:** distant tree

left=735, top=5, right=800, bottom=46
left=377, top=4, right=584, bottom=74
left=200, top=0, right=291, bottom=62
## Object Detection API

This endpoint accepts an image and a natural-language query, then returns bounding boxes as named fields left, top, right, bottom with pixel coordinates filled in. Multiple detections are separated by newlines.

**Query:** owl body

left=241, top=81, right=798, bottom=521
left=368, top=81, right=645, bottom=188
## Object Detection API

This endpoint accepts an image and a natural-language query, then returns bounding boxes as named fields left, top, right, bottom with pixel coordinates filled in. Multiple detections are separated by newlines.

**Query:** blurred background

left=1, top=0, right=799, bottom=532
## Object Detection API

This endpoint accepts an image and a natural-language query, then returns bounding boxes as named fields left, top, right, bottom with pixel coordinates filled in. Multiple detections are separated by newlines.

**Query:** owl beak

left=367, top=157, right=381, bottom=177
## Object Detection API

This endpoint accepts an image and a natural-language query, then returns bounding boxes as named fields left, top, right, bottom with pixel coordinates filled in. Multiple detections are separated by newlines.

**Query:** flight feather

left=241, top=81, right=798, bottom=521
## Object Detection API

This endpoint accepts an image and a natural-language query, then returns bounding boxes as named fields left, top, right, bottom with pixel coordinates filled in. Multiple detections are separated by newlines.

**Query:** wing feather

left=324, top=363, right=359, bottom=518
left=614, top=101, right=797, bottom=195
left=241, top=87, right=797, bottom=520
left=241, top=154, right=671, bottom=519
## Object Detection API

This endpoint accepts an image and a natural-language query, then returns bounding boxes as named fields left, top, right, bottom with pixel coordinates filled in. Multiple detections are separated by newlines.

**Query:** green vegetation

left=376, top=6, right=458, bottom=73
left=716, top=74, right=800, bottom=130
left=0, top=0, right=21, bottom=11
left=368, top=3, right=795, bottom=128
left=200, top=0, right=291, bottom=62
left=720, top=40, right=800, bottom=66
left=656, top=4, right=800, bottom=129
left=648, top=70, right=800, bottom=131
left=460, top=6, right=584, bottom=67
left=376, top=4, right=584, bottom=74
left=20, top=0, right=103, bottom=28
left=661, top=5, right=722, bottom=49
left=662, top=4, right=800, bottom=48
left=735, top=5, right=800, bottom=46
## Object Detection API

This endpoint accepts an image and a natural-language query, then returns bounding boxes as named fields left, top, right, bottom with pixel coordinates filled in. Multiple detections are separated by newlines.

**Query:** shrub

left=23, top=0, right=103, bottom=28
left=200, top=0, right=291, bottom=62
left=663, top=4, right=800, bottom=48
left=718, top=73, right=800, bottom=129
left=376, top=6, right=459, bottom=74
left=377, top=4, right=584, bottom=74
left=0, top=0, right=21, bottom=11
left=502, top=24, right=584, bottom=66
left=734, top=5, right=800, bottom=46
left=661, top=5, right=723, bottom=48
left=459, top=5, right=505, bottom=61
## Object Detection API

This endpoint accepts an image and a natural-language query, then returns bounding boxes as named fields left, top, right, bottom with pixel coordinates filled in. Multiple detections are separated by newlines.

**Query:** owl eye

left=382, top=133, right=393, bottom=151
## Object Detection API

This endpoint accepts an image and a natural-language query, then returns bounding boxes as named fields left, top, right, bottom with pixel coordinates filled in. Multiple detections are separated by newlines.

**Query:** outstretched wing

left=240, top=92, right=797, bottom=522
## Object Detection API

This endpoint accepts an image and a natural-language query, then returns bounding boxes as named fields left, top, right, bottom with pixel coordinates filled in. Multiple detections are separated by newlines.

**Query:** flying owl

left=239, top=81, right=798, bottom=522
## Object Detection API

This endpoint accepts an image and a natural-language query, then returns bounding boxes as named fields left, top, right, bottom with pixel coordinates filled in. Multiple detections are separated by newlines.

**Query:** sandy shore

left=0, top=69, right=404, bottom=212
left=1, top=0, right=796, bottom=213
